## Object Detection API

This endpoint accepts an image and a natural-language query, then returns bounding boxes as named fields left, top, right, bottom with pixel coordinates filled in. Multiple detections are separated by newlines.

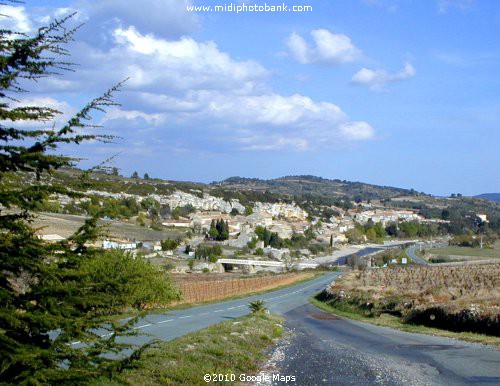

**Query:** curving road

left=406, top=244, right=429, bottom=265
left=83, top=251, right=499, bottom=385
left=90, top=272, right=341, bottom=347
left=261, top=304, right=500, bottom=385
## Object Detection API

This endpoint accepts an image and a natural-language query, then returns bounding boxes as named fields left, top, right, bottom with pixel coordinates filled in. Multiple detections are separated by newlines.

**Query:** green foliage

left=244, top=206, right=253, bottom=216
left=254, top=247, right=264, bottom=256
left=230, top=207, right=240, bottom=216
left=194, top=244, right=223, bottom=260
left=208, top=254, right=219, bottom=263
left=307, top=243, right=326, bottom=255
left=171, top=204, right=195, bottom=220
left=345, top=227, right=366, bottom=244
left=304, top=225, right=316, bottom=241
left=371, top=249, right=408, bottom=267
left=247, top=237, right=258, bottom=249
left=283, top=233, right=309, bottom=249
left=208, top=219, right=230, bottom=241
left=161, top=238, right=180, bottom=251
left=390, top=221, right=440, bottom=239
left=82, top=250, right=180, bottom=311
left=248, top=300, right=267, bottom=314
left=102, top=313, right=283, bottom=386
left=254, top=226, right=283, bottom=248
left=0, top=10, right=178, bottom=384
left=136, top=212, right=146, bottom=226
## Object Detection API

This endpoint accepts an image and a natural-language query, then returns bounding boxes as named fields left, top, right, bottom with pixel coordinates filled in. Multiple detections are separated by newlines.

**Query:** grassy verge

left=310, top=298, right=500, bottom=346
left=429, top=246, right=500, bottom=259
left=97, top=313, right=284, bottom=386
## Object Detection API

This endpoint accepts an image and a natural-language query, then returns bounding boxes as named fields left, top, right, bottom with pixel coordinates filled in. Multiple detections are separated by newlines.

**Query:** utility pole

left=480, top=235, right=483, bottom=249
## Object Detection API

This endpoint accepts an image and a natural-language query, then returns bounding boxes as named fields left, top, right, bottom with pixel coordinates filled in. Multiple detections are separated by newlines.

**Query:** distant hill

left=13, top=168, right=500, bottom=222
left=476, top=193, right=500, bottom=204
left=214, top=175, right=424, bottom=201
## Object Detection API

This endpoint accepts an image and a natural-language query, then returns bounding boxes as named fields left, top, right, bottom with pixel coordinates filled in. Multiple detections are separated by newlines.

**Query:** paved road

left=406, top=244, right=429, bottom=265
left=94, top=272, right=341, bottom=347
left=259, top=304, right=500, bottom=385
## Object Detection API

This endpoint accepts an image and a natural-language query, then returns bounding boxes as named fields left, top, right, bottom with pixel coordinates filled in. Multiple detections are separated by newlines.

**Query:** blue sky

left=2, top=0, right=499, bottom=195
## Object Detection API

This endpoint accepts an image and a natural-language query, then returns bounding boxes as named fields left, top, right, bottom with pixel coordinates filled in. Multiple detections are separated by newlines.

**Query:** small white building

left=39, top=234, right=66, bottom=242
left=161, top=219, right=191, bottom=227
left=476, top=214, right=489, bottom=223
left=102, top=240, right=137, bottom=250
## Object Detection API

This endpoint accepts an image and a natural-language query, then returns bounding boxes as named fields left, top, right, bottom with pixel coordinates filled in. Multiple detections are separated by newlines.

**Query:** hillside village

left=34, top=174, right=491, bottom=274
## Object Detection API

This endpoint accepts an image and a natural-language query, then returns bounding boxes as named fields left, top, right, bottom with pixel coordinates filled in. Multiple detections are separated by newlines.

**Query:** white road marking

left=179, top=315, right=192, bottom=319
left=70, top=341, right=81, bottom=345
left=213, top=309, right=224, bottom=313
left=157, top=319, right=173, bottom=324
left=134, top=323, right=152, bottom=329
left=227, top=306, right=236, bottom=310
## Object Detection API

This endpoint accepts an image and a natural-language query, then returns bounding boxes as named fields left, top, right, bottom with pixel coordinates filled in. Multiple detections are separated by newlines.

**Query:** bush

left=403, top=306, right=500, bottom=336
left=195, top=244, right=223, bottom=260
left=249, top=300, right=267, bottom=314
left=254, top=247, right=264, bottom=256
left=161, top=238, right=180, bottom=251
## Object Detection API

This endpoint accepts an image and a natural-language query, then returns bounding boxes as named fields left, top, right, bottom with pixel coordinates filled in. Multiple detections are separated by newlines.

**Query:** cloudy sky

left=2, top=0, right=500, bottom=195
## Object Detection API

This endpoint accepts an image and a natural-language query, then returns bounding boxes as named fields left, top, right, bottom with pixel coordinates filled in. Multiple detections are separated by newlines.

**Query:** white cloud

left=99, top=26, right=268, bottom=94
left=0, top=5, right=32, bottom=33
left=287, top=29, right=362, bottom=65
left=6, top=4, right=376, bottom=154
left=352, top=62, right=416, bottom=91
left=77, top=0, right=199, bottom=40
left=100, top=90, right=375, bottom=153
left=339, top=121, right=375, bottom=140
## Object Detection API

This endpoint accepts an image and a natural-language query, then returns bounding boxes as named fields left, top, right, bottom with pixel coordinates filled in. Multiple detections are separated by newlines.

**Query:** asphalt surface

left=259, top=304, right=500, bottom=386
left=81, top=247, right=499, bottom=385
left=86, top=272, right=341, bottom=347
left=406, top=244, right=429, bottom=265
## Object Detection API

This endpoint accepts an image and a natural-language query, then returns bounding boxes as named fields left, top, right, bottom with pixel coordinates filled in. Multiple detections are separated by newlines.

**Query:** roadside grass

left=428, top=245, right=500, bottom=259
left=310, top=298, right=500, bottom=347
left=97, top=313, right=284, bottom=386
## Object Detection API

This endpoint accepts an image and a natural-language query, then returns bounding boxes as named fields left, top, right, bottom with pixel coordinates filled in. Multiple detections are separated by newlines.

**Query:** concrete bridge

left=216, top=258, right=318, bottom=273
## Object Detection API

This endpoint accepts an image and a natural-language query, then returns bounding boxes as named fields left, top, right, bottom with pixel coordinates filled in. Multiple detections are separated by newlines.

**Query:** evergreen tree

left=131, top=171, right=139, bottom=179
left=0, top=9, right=178, bottom=383
left=208, top=219, right=218, bottom=239
left=143, top=172, right=150, bottom=180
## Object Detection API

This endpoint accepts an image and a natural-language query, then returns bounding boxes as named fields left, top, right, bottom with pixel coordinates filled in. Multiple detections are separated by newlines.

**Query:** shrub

left=249, top=300, right=267, bottom=314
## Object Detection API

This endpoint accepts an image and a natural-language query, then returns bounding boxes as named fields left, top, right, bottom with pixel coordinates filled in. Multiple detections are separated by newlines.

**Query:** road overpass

left=217, top=258, right=318, bottom=272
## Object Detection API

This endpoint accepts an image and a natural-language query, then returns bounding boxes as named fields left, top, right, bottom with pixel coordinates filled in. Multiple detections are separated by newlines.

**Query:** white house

left=102, top=240, right=137, bottom=250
